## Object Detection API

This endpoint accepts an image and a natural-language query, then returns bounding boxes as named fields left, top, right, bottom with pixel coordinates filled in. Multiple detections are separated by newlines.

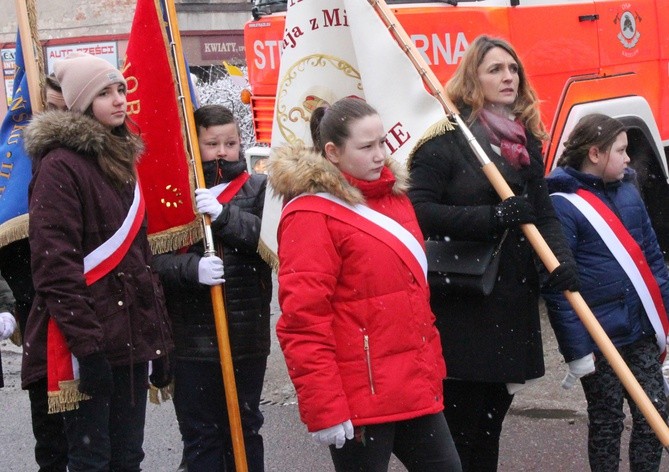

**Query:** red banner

left=122, top=0, right=200, bottom=254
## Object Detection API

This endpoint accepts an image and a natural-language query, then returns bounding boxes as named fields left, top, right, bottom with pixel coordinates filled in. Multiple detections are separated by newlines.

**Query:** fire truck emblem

left=615, top=10, right=641, bottom=49
left=275, top=54, right=362, bottom=146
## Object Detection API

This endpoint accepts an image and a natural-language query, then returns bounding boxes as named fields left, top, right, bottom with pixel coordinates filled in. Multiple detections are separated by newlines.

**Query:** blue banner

left=0, top=32, right=33, bottom=237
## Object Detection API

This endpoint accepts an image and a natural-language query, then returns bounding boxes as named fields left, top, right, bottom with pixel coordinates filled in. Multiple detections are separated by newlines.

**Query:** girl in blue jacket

left=544, top=113, right=669, bottom=471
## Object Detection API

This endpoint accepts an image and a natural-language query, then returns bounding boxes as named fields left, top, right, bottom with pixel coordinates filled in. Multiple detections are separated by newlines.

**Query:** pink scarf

left=479, top=108, right=530, bottom=169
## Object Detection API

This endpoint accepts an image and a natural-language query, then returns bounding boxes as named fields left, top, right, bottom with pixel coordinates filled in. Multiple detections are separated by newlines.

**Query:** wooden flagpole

left=162, top=1, right=248, bottom=469
left=14, top=0, right=43, bottom=113
left=369, top=0, right=669, bottom=447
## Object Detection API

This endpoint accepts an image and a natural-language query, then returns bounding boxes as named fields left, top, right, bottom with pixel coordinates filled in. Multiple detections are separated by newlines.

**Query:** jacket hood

left=546, top=166, right=636, bottom=194
left=24, top=110, right=143, bottom=162
left=267, top=145, right=409, bottom=204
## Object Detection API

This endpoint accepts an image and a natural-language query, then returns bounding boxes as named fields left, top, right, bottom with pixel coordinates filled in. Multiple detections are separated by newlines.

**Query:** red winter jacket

left=269, top=147, right=445, bottom=432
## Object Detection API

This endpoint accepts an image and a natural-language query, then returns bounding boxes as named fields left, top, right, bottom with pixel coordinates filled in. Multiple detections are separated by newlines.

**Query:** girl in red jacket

left=269, top=97, right=461, bottom=471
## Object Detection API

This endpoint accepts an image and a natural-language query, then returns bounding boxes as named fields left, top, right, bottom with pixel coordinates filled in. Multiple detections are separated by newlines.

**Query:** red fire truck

left=243, top=0, right=669, bottom=252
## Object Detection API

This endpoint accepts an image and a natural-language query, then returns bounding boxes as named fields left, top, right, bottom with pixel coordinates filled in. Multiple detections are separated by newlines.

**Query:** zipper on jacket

left=363, top=334, right=376, bottom=395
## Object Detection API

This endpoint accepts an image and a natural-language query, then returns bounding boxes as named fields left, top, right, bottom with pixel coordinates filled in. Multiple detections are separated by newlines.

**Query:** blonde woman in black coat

left=408, top=35, right=578, bottom=472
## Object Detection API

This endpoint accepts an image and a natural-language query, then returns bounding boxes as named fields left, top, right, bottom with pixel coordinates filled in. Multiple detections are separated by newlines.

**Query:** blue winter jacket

left=543, top=166, right=669, bottom=361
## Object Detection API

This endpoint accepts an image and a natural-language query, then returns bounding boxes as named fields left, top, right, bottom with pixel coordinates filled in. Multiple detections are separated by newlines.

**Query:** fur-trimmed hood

left=267, top=145, right=409, bottom=205
left=24, top=110, right=143, bottom=163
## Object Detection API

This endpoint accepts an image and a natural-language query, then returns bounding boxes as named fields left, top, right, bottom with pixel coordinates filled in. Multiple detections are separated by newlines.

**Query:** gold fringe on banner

left=47, top=380, right=91, bottom=414
left=0, top=213, right=203, bottom=256
left=148, top=220, right=203, bottom=255
left=148, top=382, right=174, bottom=405
left=257, top=238, right=279, bottom=272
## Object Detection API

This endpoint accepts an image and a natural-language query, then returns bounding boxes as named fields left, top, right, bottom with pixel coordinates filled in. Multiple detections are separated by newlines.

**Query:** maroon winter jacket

left=22, top=111, right=173, bottom=388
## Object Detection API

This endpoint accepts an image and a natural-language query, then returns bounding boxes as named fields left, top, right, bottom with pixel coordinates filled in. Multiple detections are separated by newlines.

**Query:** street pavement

left=1, top=297, right=668, bottom=471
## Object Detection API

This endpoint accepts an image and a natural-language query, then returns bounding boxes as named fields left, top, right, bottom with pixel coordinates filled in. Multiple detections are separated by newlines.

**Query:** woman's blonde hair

left=446, top=35, right=548, bottom=141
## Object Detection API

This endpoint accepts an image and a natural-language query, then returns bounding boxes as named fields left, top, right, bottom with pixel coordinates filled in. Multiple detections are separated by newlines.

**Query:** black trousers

left=27, top=377, right=68, bottom=472
left=329, top=412, right=462, bottom=472
left=173, top=357, right=267, bottom=472
left=62, top=363, right=149, bottom=472
left=443, top=379, right=513, bottom=472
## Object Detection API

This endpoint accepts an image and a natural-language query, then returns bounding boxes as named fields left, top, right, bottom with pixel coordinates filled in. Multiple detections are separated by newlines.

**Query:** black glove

left=78, top=352, right=113, bottom=397
left=545, top=262, right=580, bottom=292
left=494, top=196, right=537, bottom=229
left=149, top=355, right=173, bottom=389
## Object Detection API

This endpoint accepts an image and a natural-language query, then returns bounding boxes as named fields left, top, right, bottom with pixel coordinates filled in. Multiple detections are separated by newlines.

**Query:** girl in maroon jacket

left=24, top=53, right=173, bottom=472
left=269, top=97, right=461, bottom=471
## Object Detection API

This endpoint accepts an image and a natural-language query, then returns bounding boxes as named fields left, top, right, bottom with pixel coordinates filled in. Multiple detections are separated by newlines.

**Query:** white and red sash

left=83, top=182, right=146, bottom=285
left=212, top=171, right=250, bottom=204
left=553, top=189, right=669, bottom=358
left=47, top=181, right=145, bottom=413
left=281, top=193, right=427, bottom=290
left=176, top=172, right=250, bottom=257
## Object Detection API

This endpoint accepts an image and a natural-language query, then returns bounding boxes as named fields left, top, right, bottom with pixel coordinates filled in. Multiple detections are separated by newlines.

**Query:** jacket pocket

left=96, top=291, right=131, bottom=357
left=582, top=281, right=632, bottom=339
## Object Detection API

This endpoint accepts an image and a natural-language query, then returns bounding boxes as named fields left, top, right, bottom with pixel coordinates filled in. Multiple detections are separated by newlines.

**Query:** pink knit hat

left=53, top=52, right=126, bottom=112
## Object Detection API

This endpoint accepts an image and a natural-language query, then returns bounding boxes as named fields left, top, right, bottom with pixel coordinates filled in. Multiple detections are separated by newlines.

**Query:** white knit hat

left=53, top=52, right=126, bottom=112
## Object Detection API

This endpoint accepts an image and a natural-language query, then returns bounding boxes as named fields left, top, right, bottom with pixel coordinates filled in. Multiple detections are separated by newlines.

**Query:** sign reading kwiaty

left=199, top=34, right=245, bottom=61
left=260, top=0, right=446, bottom=265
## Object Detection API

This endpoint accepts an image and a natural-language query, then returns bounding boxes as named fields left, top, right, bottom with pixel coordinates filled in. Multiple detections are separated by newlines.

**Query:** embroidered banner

left=123, top=0, right=201, bottom=254
left=0, top=33, right=33, bottom=247
left=258, top=0, right=446, bottom=267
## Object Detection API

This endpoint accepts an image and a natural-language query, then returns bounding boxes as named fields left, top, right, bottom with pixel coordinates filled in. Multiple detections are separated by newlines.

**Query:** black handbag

left=425, top=230, right=508, bottom=296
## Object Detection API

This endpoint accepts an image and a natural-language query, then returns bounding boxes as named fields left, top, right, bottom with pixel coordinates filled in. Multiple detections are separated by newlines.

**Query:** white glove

left=0, top=312, right=16, bottom=340
left=562, top=353, right=595, bottom=390
left=311, top=420, right=354, bottom=449
left=195, top=188, right=224, bottom=221
left=197, top=256, right=225, bottom=286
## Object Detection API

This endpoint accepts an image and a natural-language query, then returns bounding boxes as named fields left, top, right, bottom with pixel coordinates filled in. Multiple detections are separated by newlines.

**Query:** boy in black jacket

left=153, top=104, right=272, bottom=471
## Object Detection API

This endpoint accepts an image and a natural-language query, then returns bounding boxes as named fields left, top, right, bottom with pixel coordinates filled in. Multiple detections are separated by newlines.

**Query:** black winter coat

left=153, top=163, right=272, bottom=363
left=0, top=262, right=16, bottom=389
left=408, top=112, right=574, bottom=383
left=0, top=239, right=34, bottom=336
left=0, top=239, right=33, bottom=389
